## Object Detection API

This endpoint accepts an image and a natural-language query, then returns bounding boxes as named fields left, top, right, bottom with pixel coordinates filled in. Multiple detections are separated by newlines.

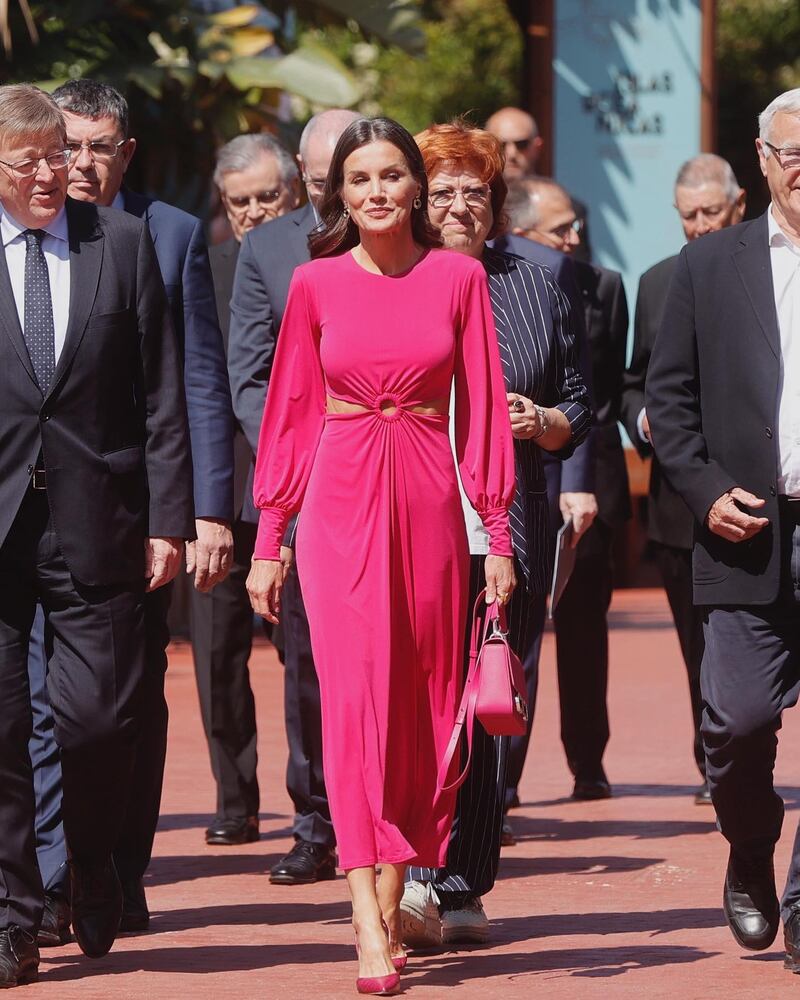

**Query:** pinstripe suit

left=408, top=247, right=590, bottom=903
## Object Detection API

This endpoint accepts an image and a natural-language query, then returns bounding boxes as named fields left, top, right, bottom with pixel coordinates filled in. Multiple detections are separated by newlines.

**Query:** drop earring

left=342, top=204, right=350, bottom=218
left=413, top=195, right=422, bottom=209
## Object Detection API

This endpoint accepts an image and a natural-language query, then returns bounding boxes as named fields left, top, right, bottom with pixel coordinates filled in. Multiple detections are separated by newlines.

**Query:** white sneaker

left=441, top=896, right=489, bottom=945
left=399, top=881, right=442, bottom=949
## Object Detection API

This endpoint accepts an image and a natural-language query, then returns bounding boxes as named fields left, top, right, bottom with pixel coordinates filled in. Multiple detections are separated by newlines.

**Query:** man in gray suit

left=228, top=108, right=359, bottom=884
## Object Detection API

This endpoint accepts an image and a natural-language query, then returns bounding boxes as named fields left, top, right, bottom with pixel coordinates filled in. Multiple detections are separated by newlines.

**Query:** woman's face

left=427, top=164, right=494, bottom=258
left=341, top=140, right=420, bottom=238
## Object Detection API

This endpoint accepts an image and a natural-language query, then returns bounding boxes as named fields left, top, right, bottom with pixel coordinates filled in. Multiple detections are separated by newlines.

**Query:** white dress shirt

left=1, top=206, right=70, bottom=364
left=767, top=207, right=800, bottom=498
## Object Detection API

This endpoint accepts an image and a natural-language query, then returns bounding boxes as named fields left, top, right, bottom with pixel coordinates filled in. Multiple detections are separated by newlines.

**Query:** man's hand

left=641, top=411, right=651, bottom=444
left=706, top=487, right=769, bottom=542
left=145, top=537, right=184, bottom=592
left=559, top=492, right=599, bottom=547
left=186, top=518, right=234, bottom=592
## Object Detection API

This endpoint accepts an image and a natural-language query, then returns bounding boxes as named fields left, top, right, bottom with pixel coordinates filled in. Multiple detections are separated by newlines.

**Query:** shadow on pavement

left=507, top=815, right=715, bottom=843
left=404, top=944, right=719, bottom=985
left=492, top=907, right=724, bottom=942
left=39, top=942, right=354, bottom=981
left=495, top=853, right=662, bottom=880
left=156, top=812, right=288, bottom=834
left=146, top=900, right=351, bottom=932
left=145, top=852, right=283, bottom=887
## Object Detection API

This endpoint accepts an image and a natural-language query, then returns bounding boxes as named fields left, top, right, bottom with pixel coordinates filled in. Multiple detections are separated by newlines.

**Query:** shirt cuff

left=254, top=507, right=291, bottom=560
left=636, top=407, right=649, bottom=444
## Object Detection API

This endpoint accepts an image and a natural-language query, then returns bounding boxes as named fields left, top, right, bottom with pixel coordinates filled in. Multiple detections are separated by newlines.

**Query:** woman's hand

left=247, top=558, right=286, bottom=623
left=507, top=393, right=541, bottom=440
left=484, top=554, right=516, bottom=606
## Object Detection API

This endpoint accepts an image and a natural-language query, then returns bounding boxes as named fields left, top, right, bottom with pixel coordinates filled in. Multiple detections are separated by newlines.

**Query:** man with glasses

left=621, top=154, right=746, bottom=807
left=0, top=83, right=192, bottom=985
left=21, top=79, right=234, bottom=943
left=647, top=88, right=800, bottom=972
left=506, top=175, right=630, bottom=804
left=484, top=106, right=543, bottom=180
left=228, top=108, right=359, bottom=886
left=191, top=133, right=298, bottom=849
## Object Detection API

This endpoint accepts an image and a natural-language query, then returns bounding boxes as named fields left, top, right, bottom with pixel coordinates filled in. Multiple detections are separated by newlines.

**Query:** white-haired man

left=621, top=154, right=746, bottom=806
left=228, top=108, right=360, bottom=884
left=647, top=89, right=800, bottom=970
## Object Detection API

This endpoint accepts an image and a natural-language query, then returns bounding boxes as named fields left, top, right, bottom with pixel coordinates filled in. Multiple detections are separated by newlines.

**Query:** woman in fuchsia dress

left=247, top=118, right=515, bottom=995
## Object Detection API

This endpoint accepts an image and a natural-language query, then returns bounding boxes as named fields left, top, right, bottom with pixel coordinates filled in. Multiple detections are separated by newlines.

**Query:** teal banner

left=553, top=0, right=703, bottom=323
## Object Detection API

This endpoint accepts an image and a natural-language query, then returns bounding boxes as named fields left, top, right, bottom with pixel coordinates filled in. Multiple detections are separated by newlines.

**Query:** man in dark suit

left=621, top=154, right=746, bottom=804
left=191, top=133, right=299, bottom=848
left=228, top=108, right=359, bottom=884
left=21, top=80, right=234, bottom=938
left=647, top=88, right=800, bottom=967
left=506, top=176, right=630, bottom=801
left=0, top=84, right=193, bottom=986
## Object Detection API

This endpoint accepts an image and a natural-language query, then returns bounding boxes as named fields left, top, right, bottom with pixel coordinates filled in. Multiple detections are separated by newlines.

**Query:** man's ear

left=733, top=188, right=746, bottom=223
left=121, top=137, right=137, bottom=174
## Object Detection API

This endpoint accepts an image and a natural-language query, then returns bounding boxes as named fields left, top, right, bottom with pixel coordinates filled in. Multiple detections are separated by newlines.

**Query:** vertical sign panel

left=553, top=0, right=702, bottom=316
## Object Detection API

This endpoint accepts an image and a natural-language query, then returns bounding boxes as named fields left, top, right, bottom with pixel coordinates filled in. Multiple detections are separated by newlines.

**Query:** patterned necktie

left=23, top=228, right=56, bottom=395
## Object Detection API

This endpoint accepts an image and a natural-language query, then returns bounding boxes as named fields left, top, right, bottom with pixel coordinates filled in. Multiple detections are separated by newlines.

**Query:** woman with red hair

left=401, top=120, right=591, bottom=948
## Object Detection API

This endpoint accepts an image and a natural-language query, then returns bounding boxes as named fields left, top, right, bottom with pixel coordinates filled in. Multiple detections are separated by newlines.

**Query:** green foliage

left=717, top=0, right=800, bottom=214
left=300, top=0, right=522, bottom=133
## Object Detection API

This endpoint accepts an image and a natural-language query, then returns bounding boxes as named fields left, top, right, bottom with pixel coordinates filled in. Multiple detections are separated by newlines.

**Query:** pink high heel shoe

left=356, top=971, right=401, bottom=995
left=392, top=955, right=407, bottom=971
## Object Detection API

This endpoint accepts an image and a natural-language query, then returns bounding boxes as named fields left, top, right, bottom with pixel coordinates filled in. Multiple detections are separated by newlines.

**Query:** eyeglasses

left=224, top=189, right=285, bottom=212
left=429, top=185, right=491, bottom=210
left=303, top=175, right=327, bottom=195
left=547, top=218, right=584, bottom=241
left=66, top=139, right=128, bottom=162
left=764, top=141, right=800, bottom=171
left=504, top=138, right=532, bottom=152
left=0, top=148, right=71, bottom=177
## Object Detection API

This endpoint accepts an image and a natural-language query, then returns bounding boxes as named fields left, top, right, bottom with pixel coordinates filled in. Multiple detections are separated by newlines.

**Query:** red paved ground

left=23, top=588, right=800, bottom=999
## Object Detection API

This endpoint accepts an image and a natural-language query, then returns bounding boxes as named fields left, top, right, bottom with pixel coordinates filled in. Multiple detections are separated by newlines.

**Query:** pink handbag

left=437, top=589, right=529, bottom=795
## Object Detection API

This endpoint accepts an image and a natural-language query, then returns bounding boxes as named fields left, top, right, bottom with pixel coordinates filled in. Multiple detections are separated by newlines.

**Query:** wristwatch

left=532, top=405, right=548, bottom=440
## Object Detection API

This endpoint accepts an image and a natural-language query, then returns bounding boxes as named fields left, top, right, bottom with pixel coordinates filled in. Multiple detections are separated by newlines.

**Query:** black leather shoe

left=572, top=774, right=612, bottom=801
left=205, top=815, right=259, bottom=846
left=119, top=877, right=149, bottom=933
left=0, top=926, right=39, bottom=988
left=694, top=780, right=713, bottom=805
left=70, top=857, right=122, bottom=958
left=37, top=892, right=71, bottom=947
left=723, top=850, right=779, bottom=951
left=784, top=904, right=800, bottom=973
left=269, top=841, right=337, bottom=885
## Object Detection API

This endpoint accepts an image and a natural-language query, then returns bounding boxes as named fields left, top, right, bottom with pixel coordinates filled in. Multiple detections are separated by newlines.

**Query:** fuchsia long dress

left=253, top=248, right=515, bottom=870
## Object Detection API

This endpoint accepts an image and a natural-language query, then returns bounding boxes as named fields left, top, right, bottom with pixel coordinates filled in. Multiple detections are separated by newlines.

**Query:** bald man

left=506, top=176, right=630, bottom=802
left=621, top=154, right=746, bottom=804
left=228, top=108, right=360, bottom=884
left=485, top=106, right=543, bottom=180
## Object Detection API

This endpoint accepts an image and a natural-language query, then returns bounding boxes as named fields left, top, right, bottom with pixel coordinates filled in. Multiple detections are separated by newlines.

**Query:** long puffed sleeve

left=252, top=268, right=326, bottom=559
left=454, top=262, right=516, bottom=556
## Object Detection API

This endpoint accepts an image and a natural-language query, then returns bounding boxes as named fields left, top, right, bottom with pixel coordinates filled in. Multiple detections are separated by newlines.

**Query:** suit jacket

left=228, top=203, right=317, bottom=455
left=646, top=213, right=783, bottom=605
left=621, top=254, right=695, bottom=549
left=484, top=247, right=591, bottom=594
left=0, top=198, right=194, bottom=586
left=209, top=237, right=252, bottom=520
left=569, top=259, right=631, bottom=527
left=490, top=233, right=596, bottom=496
left=123, top=189, right=234, bottom=522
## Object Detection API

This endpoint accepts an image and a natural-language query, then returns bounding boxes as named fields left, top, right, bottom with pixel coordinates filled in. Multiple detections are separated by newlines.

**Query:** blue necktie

left=23, top=228, right=56, bottom=395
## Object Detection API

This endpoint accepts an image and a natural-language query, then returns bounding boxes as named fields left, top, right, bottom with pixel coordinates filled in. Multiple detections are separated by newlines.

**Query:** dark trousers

left=281, top=565, right=334, bottom=847
left=407, top=556, right=544, bottom=904
left=653, top=542, right=706, bottom=777
left=504, top=608, right=546, bottom=811
left=701, top=506, right=800, bottom=920
left=27, top=605, right=68, bottom=895
left=29, top=572, right=172, bottom=889
left=1, top=489, right=145, bottom=933
left=189, top=518, right=259, bottom=820
left=552, top=519, right=613, bottom=779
